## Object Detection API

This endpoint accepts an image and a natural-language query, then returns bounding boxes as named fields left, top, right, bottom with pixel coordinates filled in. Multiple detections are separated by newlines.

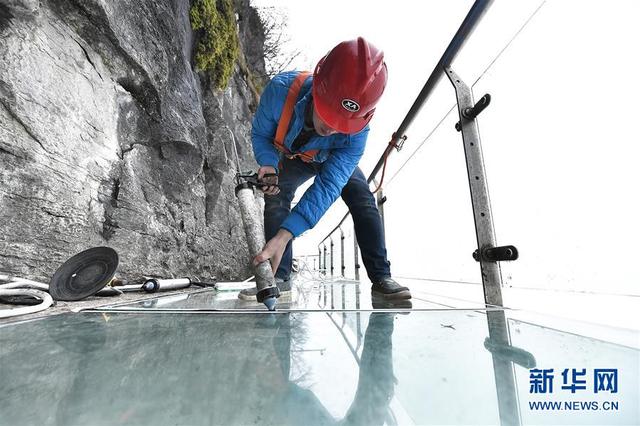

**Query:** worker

left=239, top=37, right=411, bottom=302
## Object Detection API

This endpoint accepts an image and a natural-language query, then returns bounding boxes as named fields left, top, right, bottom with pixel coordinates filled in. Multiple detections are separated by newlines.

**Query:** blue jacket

left=252, top=71, right=369, bottom=237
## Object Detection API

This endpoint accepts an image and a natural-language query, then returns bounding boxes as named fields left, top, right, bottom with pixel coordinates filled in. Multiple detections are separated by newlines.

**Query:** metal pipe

left=317, top=0, right=494, bottom=247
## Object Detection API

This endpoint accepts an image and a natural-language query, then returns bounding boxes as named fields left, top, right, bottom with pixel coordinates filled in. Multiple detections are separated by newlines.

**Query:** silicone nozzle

left=263, top=297, right=277, bottom=311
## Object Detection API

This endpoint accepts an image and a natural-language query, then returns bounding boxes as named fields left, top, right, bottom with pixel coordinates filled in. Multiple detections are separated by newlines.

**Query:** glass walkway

left=1, top=274, right=638, bottom=425
left=2, top=1, right=639, bottom=425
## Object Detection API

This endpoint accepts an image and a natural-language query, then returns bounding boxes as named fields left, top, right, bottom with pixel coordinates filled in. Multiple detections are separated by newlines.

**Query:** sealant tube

left=142, top=278, right=192, bottom=293
left=235, top=184, right=279, bottom=309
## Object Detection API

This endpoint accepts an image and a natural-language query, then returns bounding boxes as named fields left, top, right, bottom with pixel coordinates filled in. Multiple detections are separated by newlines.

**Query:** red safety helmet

left=312, top=37, right=388, bottom=134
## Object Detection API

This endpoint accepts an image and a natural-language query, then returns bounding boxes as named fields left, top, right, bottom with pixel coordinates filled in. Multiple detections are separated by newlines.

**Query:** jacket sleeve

left=251, top=77, right=286, bottom=170
left=280, top=130, right=368, bottom=237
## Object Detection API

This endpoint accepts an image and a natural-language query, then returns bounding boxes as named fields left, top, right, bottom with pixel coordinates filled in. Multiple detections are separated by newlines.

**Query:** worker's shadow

left=274, top=312, right=399, bottom=425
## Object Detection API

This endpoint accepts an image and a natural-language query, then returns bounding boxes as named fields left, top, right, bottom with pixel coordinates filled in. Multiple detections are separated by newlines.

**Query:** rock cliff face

left=0, top=0, right=266, bottom=282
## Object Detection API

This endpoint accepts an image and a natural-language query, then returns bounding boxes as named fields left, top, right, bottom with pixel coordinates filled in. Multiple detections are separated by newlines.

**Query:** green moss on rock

left=190, top=0, right=239, bottom=89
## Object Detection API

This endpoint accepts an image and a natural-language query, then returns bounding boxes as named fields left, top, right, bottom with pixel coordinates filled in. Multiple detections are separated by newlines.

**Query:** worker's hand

left=258, top=166, right=279, bottom=196
left=253, top=229, right=293, bottom=274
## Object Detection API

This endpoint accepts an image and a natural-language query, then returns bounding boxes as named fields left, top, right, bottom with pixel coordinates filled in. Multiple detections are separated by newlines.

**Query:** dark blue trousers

left=264, top=157, right=391, bottom=282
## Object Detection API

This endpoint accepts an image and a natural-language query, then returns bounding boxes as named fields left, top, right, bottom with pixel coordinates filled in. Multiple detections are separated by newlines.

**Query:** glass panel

left=509, top=317, right=640, bottom=425
left=1, top=310, right=637, bottom=425
left=469, top=1, right=640, bottom=326
left=452, top=0, right=547, bottom=84
left=381, top=111, right=483, bottom=299
left=95, top=281, right=488, bottom=312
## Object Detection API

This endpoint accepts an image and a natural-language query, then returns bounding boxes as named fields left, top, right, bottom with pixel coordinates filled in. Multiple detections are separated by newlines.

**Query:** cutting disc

left=49, top=247, right=119, bottom=301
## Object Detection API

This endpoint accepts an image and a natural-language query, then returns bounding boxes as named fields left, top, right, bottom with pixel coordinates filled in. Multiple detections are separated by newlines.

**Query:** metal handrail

left=318, top=0, right=494, bottom=248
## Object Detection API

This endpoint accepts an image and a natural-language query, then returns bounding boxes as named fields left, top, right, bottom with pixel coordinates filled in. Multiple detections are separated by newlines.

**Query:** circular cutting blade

left=49, top=247, right=119, bottom=301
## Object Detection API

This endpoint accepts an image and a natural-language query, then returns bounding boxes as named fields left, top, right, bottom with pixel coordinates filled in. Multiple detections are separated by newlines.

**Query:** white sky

left=249, top=1, right=640, bottom=307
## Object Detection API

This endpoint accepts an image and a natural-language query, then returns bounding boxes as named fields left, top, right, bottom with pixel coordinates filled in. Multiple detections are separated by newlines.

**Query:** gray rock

left=0, top=0, right=39, bottom=17
left=0, top=0, right=267, bottom=284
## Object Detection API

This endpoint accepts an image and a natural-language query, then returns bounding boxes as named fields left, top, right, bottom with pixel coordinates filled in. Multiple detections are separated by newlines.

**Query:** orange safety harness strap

left=371, top=133, right=406, bottom=193
left=274, top=71, right=319, bottom=163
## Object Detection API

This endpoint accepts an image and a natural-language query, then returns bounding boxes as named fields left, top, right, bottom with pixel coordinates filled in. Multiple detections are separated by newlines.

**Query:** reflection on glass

left=1, top=309, right=637, bottom=425
left=342, top=313, right=397, bottom=425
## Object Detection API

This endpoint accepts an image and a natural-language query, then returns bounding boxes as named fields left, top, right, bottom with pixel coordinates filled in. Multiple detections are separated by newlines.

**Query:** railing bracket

left=473, top=245, right=519, bottom=262
left=456, top=94, right=491, bottom=131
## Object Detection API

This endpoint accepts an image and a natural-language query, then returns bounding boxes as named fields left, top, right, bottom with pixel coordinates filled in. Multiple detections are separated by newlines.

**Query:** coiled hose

left=0, top=275, right=54, bottom=319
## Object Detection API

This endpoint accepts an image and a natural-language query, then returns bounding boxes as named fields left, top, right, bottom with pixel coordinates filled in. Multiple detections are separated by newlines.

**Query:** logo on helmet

left=341, top=99, right=360, bottom=112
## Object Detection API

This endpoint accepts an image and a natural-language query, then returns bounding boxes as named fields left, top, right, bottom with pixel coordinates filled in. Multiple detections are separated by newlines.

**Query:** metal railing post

left=444, top=67, right=523, bottom=426
left=323, top=244, right=327, bottom=275
left=330, top=276, right=335, bottom=309
left=354, top=238, right=360, bottom=281
left=329, top=237, right=334, bottom=277
left=446, top=67, right=504, bottom=307
left=340, top=228, right=345, bottom=277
